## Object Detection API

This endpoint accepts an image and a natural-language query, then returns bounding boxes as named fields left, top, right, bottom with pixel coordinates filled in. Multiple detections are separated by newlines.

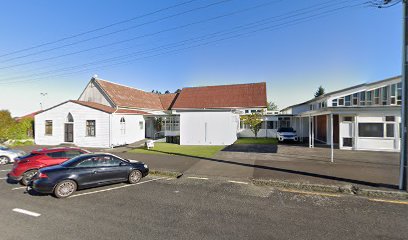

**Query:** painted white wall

left=110, top=114, right=145, bottom=147
left=180, top=111, right=239, bottom=145
left=35, top=102, right=111, bottom=148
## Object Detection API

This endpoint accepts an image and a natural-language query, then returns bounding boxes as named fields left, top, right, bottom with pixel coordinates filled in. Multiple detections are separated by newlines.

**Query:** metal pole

left=330, top=113, right=334, bottom=163
left=311, top=116, right=315, bottom=148
left=309, top=116, right=311, bottom=148
left=400, top=0, right=408, bottom=191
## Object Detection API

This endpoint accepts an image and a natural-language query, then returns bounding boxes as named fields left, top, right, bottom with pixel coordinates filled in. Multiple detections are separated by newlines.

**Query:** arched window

left=67, top=113, right=74, bottom=123
left=120, top=117, right=126, bottom=135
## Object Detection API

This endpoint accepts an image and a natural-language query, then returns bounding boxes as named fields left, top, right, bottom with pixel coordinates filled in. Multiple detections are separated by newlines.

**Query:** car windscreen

left=0, top=146, right=9, bottom=150
left=278, top=127, right=294, bottom=132
left=18, top=153, right=40, bottom=159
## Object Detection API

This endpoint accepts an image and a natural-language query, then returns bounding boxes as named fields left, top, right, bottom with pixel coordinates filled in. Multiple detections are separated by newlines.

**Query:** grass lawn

left=234, top=138, right=278, bottom=145
left=129, top=142, right=225, bottom=158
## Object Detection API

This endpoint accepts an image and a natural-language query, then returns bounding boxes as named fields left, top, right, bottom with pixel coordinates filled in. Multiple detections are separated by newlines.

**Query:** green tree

left=267, top=101, right=278, bottom=111
left=314, top=86, right=325, bottom=98
left=0, top=110, right=14, bottom=142
left=240, top=113, right=263, bottom=138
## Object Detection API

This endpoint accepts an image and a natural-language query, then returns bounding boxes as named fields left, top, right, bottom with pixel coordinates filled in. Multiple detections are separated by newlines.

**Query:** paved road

left=0, top=165, right=407, bottom=240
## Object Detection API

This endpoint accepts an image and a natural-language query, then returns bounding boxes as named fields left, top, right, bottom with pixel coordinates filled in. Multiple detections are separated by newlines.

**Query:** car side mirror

left=119, top=162, right=128, bottom=166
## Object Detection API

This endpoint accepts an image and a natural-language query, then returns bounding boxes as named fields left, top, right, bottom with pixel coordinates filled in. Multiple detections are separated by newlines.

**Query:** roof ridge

left=182, top=82, right=266, bottom=89
left=94, top=77, right=157, bottom=95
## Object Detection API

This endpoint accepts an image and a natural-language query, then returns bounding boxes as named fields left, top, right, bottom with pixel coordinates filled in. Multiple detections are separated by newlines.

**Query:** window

left=268, top=121, right=276, bottom=129
left=397, top=82, right=402, bottom=105
left=359, top=91, right=365, bottom=106
left=139, top=121, right=144, bottom=130
left=385, top=116, right=395, bottom=122
left=343, top=116, right=353, bottom=122
left=332, top=99, right=338, bottom=107
left=386, top=124, right=395, bottom=138
left=245, top=110, right=249, bottom=114
left=382, top=86, right=388, bottom=105
left=352, top=93, right=358, bottom=106
left=66, top=113, right=74, bottom=123
left=262, top=121, right=276, bottom=129
left=95, top=156, right=123, bottom=167
left=366, top=91, right=372, bottom=105
left=120, top=117, right=126, bottom=135
left=359, top=123, right=384, bottom=137
left=343, top=138, right=353, bottom=147
left=86, top=120, right=96, bottom=137
left=390, top=84, right=397, bottom=105
left=45, top=120, right=53, bottom=135
left=47, top=151, right=65, bottom=158
left=345, top=95, right=351, bottom=106
left=64, top=150, right=83, bottom=158
left=76, top=158, right=97, bottom=167
left=374, top=89, right=380, bottom=105
left=278, top=117, right=291, bottom=128
left=338, top=97, right=344, bottom=106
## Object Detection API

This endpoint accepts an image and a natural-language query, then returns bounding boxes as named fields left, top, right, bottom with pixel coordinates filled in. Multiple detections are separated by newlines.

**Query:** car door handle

left=92, top=171, right=97, bottom=174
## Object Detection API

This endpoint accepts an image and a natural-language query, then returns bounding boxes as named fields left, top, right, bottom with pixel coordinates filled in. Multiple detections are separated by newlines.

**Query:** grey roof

left=281, top=76, right=401, bottom=112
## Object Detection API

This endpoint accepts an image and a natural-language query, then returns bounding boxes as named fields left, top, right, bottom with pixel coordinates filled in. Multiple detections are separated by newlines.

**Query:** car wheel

left=54, top=180, right=77, bottom=198
left=20, top=170, right=38, bottom=186
left=128, top=170, right=142, bottom=184
left=0, top=156, right=10, bottom=165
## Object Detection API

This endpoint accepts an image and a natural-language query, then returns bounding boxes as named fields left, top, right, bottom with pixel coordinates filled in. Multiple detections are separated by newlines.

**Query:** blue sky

left=0, top=0, right=402, bottom=116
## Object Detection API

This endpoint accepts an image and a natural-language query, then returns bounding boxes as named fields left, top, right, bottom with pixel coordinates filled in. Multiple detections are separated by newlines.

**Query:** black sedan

left=30, top=153, right=149, bottom=198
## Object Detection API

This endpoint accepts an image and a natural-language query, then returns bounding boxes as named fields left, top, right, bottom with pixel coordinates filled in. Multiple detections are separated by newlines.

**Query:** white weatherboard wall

left=351, top=111, right=401, bottom=152
left=110, top=114, right=145, bottom=147
left=35, top=102, right=111, bottom=148
left=180, top=111, right=239, bottom=145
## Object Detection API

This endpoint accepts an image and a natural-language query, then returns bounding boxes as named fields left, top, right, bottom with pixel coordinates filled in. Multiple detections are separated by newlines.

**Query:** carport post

left=311, top=115, right=315, bottom=148
left=330, top=113, right=334, bottom=163
left=308, top=116, right=311, bottom=148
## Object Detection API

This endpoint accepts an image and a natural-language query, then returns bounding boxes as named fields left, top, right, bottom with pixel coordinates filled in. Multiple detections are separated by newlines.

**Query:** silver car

left=0, top=145, right=26, bottom=165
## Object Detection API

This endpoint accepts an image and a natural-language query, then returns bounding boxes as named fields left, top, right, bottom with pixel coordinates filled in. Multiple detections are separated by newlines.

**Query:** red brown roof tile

left=114, top=109, right=150, bottom=115
left=96, top=79, right=164, bottom=110
left=172, top=82, right=267, bottom=109
left=70, top=100, right=116, bottom=113
left=159, top=93, right=179, bottom=110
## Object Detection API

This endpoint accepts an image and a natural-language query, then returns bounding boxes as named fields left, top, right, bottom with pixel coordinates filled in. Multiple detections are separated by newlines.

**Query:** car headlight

left=144, top=164, right=148, bottom=169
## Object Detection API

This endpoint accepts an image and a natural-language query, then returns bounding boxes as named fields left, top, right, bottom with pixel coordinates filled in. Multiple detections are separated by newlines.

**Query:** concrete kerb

left=252, top=179, right=408, bottom=200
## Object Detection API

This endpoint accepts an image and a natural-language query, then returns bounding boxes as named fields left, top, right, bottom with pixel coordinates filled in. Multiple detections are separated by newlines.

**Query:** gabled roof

left=172, top=82, right=267, bottom=109
left=39, top=100, right=150, bottom=115
left=70, top=100, right=116, bottom=113
left=95, top=79, right=165, bottom=110
left=281, top=75, right=401, bottom=112
left=159, top=93, right=179, bottom=110
left=16, top=110, right=43, bottom=121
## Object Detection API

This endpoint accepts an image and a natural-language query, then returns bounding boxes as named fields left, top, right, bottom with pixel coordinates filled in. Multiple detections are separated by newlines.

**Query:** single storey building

left=34, top=77, right=267, bottom=148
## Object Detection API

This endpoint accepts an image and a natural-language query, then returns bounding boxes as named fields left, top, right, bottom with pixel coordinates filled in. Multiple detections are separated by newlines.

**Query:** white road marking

left=12, top=208, right=41, bottom=217
left=228, top=180, right=249, bottom=185
left=12, top=186, right=27, bottom=190
left=0, top=177, right=7, bottom=180
left=0, top=169, right=11, bottom=172
left=68, top=177, right=166, bottom=198
left=174, top=190, right=180, bottom=193
left=187, top=176, right=209, bottom=180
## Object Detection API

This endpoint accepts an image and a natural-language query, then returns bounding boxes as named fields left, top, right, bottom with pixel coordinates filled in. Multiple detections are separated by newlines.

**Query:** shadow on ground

left=222, top=144, right=278, bottom=153
left=148, top=149, right=398, bottom=190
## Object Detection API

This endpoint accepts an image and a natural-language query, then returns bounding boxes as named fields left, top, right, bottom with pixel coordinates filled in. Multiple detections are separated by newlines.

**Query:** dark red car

left=8, top=147, right=89, bottom=185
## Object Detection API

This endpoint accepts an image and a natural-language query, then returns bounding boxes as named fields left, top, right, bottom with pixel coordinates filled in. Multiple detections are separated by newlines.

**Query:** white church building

left=34, top=77, right=267, bottom=148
